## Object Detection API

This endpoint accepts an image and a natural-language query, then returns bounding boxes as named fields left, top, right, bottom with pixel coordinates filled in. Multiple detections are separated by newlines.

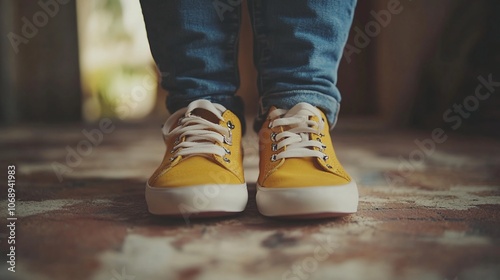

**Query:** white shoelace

left=268, top=103, right=327, bottom=161
left=162, top=100, right=231, bottom=159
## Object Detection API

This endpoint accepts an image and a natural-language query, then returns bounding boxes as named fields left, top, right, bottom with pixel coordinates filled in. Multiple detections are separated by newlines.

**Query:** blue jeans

left=140, top=0, right=356, bottom=131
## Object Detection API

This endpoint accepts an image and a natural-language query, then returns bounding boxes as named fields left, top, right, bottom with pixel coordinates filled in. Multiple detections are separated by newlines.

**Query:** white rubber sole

left=146, top=183, right=248, bottom=217
left=256, top=181, right=358, bottom=218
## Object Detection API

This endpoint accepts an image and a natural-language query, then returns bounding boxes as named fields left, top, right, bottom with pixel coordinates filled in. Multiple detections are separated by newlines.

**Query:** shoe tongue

left=190, top=108, right=221, bottom=124
left=180, top=106, right=224, bottom=161
left=184, top=100, right=224, bottom=124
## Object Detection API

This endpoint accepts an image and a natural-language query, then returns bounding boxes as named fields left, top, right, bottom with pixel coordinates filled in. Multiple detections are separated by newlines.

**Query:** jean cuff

left=254, top=90, right=340, bottom=132
left=167, top=94, right=246, bottom=133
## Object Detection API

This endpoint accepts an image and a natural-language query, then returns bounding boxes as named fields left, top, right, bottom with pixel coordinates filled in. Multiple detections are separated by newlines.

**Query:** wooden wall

left=0, top=0, right=81, bottom=123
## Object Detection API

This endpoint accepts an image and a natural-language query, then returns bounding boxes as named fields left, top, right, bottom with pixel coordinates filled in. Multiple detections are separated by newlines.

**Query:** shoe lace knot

left=268, top=103, right=327, bottom=161
left=162, top=100, right=231, bottom=159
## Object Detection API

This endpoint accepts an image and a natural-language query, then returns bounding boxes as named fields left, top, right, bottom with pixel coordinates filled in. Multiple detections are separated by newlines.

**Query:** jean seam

left=249, top=0, right=272, bottom=115
left=230, top=5, right=242, bottom=94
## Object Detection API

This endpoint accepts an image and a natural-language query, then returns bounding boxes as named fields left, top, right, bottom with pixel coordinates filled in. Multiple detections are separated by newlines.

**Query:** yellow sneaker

left=146, top=100, right=248, bottom=217
left=257, top=102, right=358, bottom=218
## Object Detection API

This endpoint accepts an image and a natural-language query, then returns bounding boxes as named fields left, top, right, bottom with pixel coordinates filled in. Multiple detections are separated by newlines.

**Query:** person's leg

left=140, top=0, right=245, bottom=124
left=140, top=1, right=248, bottom=217
left=248, top=0, right=357, bottom=130
left=249, top=0, right=359, bottom=218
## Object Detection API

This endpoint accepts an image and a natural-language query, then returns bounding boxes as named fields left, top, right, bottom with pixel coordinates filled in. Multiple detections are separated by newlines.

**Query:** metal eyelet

left=169, top=156, right=177, bottom=162
left=316, top=138, right=322, bottom=143
left=270, top=132, right=277, bottom=142
left=319, top=133, right=325, bottom=137
left=267, top=121, right=273, bottom=128
left=224, top=147, right=231, bottom=155
left=174, top=137, right=180, bottom=145
left=227, top=121, right=235, bottom=129
left=326, top=164, right=333, bottom=169
left=223, top=157, right=230, bottom=163
left=271, top=143, right=278, bottom=152
left=271, top=154, right=278, bottom=162
left=224, top=130, right=233, bottom=145
left=323, top=155, right=329, bottom=161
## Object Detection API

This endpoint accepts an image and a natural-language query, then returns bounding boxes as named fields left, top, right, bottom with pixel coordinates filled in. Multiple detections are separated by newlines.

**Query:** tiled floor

left=0, top=119, right=499, bottom=280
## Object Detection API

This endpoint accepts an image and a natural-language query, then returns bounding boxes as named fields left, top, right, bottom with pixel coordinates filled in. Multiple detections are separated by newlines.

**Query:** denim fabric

left=140, top=0, right=356, bottom=131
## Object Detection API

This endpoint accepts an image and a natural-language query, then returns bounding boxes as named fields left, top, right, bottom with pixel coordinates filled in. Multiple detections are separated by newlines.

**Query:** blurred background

left=1, top=0, right=499, bottom=135
left=1, top=1, right=500, bottom=280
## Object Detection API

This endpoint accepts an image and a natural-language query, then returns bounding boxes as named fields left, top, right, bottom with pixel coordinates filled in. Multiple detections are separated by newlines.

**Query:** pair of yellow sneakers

left=145, top=100, right=358, bottom=218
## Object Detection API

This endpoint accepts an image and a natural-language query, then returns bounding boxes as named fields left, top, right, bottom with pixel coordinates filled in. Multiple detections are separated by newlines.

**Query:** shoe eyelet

left=326, top=164, right=333, bottom=169
left=223, top=157, right=230, bottom=163
left=323, top=155, right=329, bottom=161
left=267, top=121, right=273, bottom=128
left=319, top=133, right=325, bottom=137
left=270, top=132, right=277, bottom=142
left=174, top=137, right=180, bottom=145
left=224, top=147, right=231, bottom=155
left=316, top=138, right=322, bottom=143
left=224, top=130, right=233, bottom=145
left=169, top=156, right=177, bottom=162
left=271, top=154, right=278, bottom=162
left=227, top=121, right=235, bottom=129
left=271, top=143, right=278, bottom=152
